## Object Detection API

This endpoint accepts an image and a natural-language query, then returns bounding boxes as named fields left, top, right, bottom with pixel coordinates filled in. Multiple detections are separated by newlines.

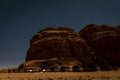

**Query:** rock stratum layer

left=19, top=25, right=120, bottom=71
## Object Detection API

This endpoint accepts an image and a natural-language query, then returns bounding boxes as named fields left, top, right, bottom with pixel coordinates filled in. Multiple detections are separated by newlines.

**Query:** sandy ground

left=0, top=71, right=120, bottom=80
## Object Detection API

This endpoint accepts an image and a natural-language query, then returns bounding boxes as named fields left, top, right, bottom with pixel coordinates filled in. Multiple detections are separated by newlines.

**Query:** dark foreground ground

left=0, top=71, right=120, bottom=80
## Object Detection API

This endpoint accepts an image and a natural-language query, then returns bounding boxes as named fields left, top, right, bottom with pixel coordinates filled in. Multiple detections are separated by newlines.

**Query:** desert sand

left=0, top=71, right=120, bottom=80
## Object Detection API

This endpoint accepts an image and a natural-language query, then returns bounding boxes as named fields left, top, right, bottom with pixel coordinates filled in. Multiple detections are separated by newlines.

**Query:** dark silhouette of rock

left=20, top=26, right=96, bottom=70
left=79, top=24, right=120, bottom=69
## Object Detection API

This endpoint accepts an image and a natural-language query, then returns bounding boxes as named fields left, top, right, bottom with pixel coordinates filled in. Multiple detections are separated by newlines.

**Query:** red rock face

left=79, top=24, right=120, bottom=67
left=25, top=27, right=95, bottom=66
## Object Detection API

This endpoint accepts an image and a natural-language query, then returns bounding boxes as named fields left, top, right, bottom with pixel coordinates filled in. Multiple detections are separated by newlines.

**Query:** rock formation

left=19, top=26, right=97, bottom=71
left=19, top=25, right=120, bottom=71
left=79, top=24, right=120, bottom=69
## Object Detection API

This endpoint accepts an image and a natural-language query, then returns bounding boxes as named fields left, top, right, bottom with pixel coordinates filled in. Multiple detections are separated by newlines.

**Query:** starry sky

left=0, top=0, right=120, bottom=68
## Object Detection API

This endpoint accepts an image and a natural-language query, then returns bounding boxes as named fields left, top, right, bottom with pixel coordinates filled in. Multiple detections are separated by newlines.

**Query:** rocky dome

left=19, top=26, right=115, bottom=71
left=79, top=24, right=120, bottom=68
left=25, top=27, right=95, bottom=66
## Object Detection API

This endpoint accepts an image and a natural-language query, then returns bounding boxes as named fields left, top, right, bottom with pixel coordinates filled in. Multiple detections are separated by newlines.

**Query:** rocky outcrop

left=21, top=26, right=97, bottom=70
left=19, top=25, right=118, bottom=71
left=79, top=24, right=120, bottom=68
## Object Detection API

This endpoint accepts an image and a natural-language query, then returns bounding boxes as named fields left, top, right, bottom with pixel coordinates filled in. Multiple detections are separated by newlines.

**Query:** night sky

left=0, top=0, right=120, bottom=68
